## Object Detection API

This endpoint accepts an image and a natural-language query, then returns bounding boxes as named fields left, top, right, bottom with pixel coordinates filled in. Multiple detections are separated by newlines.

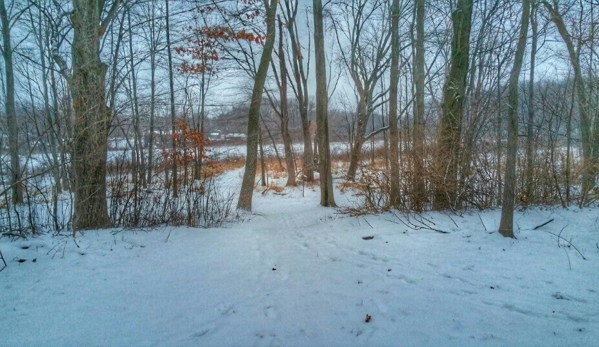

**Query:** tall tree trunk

left=412, top=0, right=426, bottom=211
left=237, top=0, right=278, bottom=211
left=284, top=0, right=314, bottom=182
left=313, top=0, right=336, bottom=207
left=388, top=0, right=400, bottom=209
left=278, top=18, right=296, bottom=186
left=128, top=7, right=145, bottom=188
left=499, top=0, right=530, bottom=238
left=525, top=3, right=538, bottom=204
left=70, top=0, right=122, bottom=233
left=495, top=54, right=503, bottom=205
left=433, top=0, right=473, bottom=210
left=542, top=0, right=595, bottom=205
left=0, top=0, right=23, bottom=204
left=146, top=1, right=158, bottom=185
left=165, top=0, right=178, bottom=197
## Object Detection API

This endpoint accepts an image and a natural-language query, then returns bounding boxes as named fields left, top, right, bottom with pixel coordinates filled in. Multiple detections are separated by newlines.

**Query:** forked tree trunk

left=237, top=0, right=278, bottom=211
left=284, top=0, right=314, bottom=182
left=313, top=0, right=336, bottom=207
left=346, top=95, right=368, bottom=181
left=70, top=0, right=123, bottom=232
left=499, top=0, right=530, bottom=238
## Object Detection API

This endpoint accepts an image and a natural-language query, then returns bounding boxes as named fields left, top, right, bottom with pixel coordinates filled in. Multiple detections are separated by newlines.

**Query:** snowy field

left=1, top=169, right=598, bottom=346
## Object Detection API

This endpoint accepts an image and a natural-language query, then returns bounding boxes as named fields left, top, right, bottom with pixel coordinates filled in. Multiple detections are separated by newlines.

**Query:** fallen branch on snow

left=533, top=219, right=554, bottom=230
left=392, top=211, right=450, bottom=234
left=539, top=225, right=586, bottom=261
left=0, top=247, right=7, bottom=273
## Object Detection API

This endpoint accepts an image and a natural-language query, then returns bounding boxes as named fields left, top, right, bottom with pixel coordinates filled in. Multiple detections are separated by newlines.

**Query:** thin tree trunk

left=284, top=0, right=314, bottom=182
left=259, top=126, right=267, bottom=186
left=499, top=0, right=530, bottom=238
left=278, top=17, right=296, bottom=186
left=313, top=0, right=336, bottom=207
left=388, top=0, right=401, bottom=209
left=146, top=2, right=157, bottom=185
left=0, top=0, right=23, bottom=204
left=525, top=3, right=538, bottom=204
left=542, top=0, right=595, bottom=205
left=128, top=7, right=145, bottom=188
left=165, top=0, right=178, bottom=197
left=412, top=0, right=426, bottom=211
left=237, top=0, right=278, bottom=211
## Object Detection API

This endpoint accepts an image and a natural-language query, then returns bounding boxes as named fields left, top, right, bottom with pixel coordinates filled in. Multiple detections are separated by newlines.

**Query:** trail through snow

left=1, top=172, right=598, bottom=346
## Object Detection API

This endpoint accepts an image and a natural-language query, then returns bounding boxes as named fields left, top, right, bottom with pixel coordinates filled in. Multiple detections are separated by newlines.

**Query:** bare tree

left=499, top=0, right=531, bottom=238
left=412, top=0, right=426, bottom=211
left=70, top=0, right=123, bottom=232
left=542, top=0, right=596, bottom=205
left=164, top=0, right=179, bottom=197
left=331, top=0, right=391, bottom=181
left=433, top=0, right=473, bottom=210
left=237, top=0, right=278, bottom=211
left=282, top=0, right=315, bottom=182
left=521, top=2, right=538, bottom=204
left=388, top=0, right=401, bottom=208
left=0, top=0, right=23, bottom=204
left=313, top=0, right=336, bottom=206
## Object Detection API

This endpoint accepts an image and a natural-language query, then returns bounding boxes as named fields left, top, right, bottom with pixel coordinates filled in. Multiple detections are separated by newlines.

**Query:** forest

left=1, top=0, right=599, bottom=345
left=0, top=0, right=597, bottom=236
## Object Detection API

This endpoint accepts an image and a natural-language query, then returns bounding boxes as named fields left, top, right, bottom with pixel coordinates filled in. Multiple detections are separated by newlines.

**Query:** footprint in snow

left=264, top=306, right=278, bottom=319
left=217, top=303, right=235, bottom=316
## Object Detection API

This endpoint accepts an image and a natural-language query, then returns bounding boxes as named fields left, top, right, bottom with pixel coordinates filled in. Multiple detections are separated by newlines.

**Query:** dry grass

left=203, top=157, right=246, bottom=178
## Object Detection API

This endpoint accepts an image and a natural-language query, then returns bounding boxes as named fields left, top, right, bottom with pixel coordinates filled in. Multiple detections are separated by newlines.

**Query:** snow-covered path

left=1, top=182, right=598, bottom=346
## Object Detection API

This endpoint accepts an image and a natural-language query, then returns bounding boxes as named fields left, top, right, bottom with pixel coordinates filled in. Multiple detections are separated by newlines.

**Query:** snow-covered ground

left=1, top=169, right=598, bottom=346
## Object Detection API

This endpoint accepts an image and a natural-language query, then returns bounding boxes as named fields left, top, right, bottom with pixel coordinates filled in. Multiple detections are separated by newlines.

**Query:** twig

left=563, top=247, right=572, bottom=270
left=477, top=213, right=488, bottom=232
left=363, top=217, right=373, bottom=229
left=540, top=227, right=586, bottom=260
left=394, top=211, right=450, bottom=234
left=0, top=248, right=7, bottom=273
left=557, top=224, right=567, bottom=248
left=445, top=213, right=459, bottom=229
left=533, top=219, right=554, bottom=230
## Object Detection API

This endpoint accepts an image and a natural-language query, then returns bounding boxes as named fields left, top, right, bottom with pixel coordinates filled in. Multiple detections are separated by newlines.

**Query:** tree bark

left=237, top=0, right=278, bottom=211
left=0, top=0, right=23, bottom=204
left=499, top=0, right=530, bottom=238
left=165, top=0, right=178, bottom=197
left=388, top=0, right=401, bottom=209
left=284, top=0, right=314, bottom=182
left=525, top=3, right=538, bottom=204
left=412, top=0, right=426, bottom=211
left=313, top=0, right=336, bottom=207
left=278, top=17, right=296, bottom=186
left=433, top=0, right=473, bottom=210
left=70, top=0, right=122, bottom=232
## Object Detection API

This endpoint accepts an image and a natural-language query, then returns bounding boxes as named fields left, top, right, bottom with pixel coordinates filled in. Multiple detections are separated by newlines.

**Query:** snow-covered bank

left=1, top=180, right=598, bottom=347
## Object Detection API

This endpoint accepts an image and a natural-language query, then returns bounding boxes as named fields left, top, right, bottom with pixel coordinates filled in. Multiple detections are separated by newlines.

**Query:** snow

left=1, top=170, right=598, bottom=346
